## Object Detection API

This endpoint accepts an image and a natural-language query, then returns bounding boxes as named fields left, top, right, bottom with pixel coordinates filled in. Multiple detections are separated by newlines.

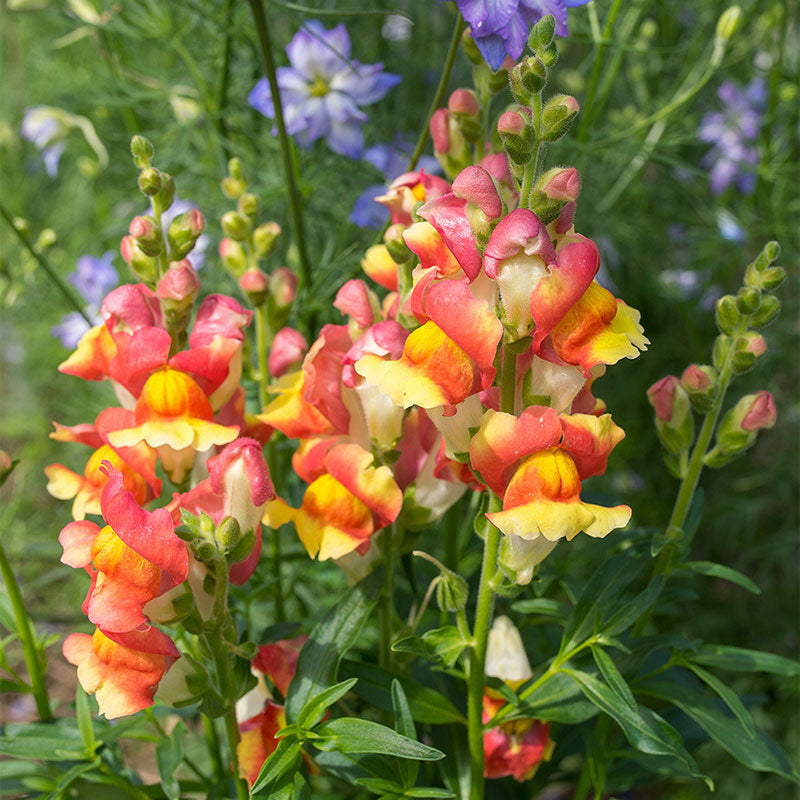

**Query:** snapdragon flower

left=698, top=78, right=766, bottom=195
left=444, top=0, right=591, bottom=71
left=51, top=252, right=118, bottom=348
left=248, top=21, right=401, bottom=158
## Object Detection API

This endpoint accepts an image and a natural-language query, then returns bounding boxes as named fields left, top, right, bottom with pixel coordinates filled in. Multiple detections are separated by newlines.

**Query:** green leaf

left=601, top=576, right=665, bottom=637
left=342, top=660, right=465, bottom=725
left=683, top=662, right=755, bottom=737
left=155, top=719, right=186, bottom=800
left=297, top=678, right=358, bottom=729
left=591, top=646, right=636, bottom=711
left=74, top=686, right=96, bottom=757
left=687, top=644, right=799, bottom=676
left=312, top=748, right=402, bottom=786
left=314, top=718, right=445, bottom=760
left=560, top=554, right=639, bottom=653
left=405, top=789, right=456, bottom=798
left=251, top=737, right=302, bottom=795
left=392, top=680, right=418, bottom=788
left=641, top=677, right=799, bottom=782
left=510, top=597, right=570, bottom=621
left=392, top=626, right=468, bottom=668
left=286, top=570, right=383, bottom=724
left=0, top=722, right=86, bottom=762
left=682, top=561, right=760, bottom=594
left=42, top=758, right=102, bottom=800
left=563, top=669, right=709, bottom=785
left=354, top=777, right=406, bottom=794
left=503, top=671, right=596, bottom=724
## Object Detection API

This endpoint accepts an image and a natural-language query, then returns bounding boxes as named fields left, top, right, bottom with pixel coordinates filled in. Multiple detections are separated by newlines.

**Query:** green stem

left=271, top=526, right=285, bottom=622
left=406, top=14, right=465, bottom=172
left=214, top=0, right=235, bottom=165
left=202, top=715, right=225, bottom=781
left=0, top=540, right=52, bottom=720
left=576, top=0, right=624, bottom=142
left=222, top=707, right=248, bottom=800
left=151, top=197, right=170, bottom=280
left=0, top=203, right=92, bottom=325
left=379, top=524, right=397, bottom=671
left=248, top=0, right=312, bottom=290
left=500, top=345, right=517, bottom=415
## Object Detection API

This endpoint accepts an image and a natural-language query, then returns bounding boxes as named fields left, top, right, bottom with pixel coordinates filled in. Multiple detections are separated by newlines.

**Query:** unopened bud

left=228, top=157, right=245, bottom=181
left=705, top=390, right=776, bottom=467
left=221, top=176, right=246, bottom=199
left=749, top=294, right=780, bottom=327
left=745, top=264, right=785, bottom=292
left=120, top=235, right=158, bottom=283
left=157, top=264, right=200, bottom=312
left=536, top=166, right=581, bottom=202
left=215, top=516, right=241, bottom=554
left=712, top=334, right=731, bottom=370
left=192, top=539, right=216, bottom=562
left=542, top=94, right=579, bottom=142
left=269, top=327, right=308, bottom=377
left=730, top=332, right=766, bottom=373
left=138, top=167, right=163, bottom=196
left=510, top=57, right=547, bottom=103
left=130, top=135, right=154, bottom=168
left=129, top=215, right=163, bottom=257
left=448, top=88, right=480, bottom=116
left=239, top=268, right=270, bottom=307
left=681, top=364, right=718, bottom=413
left=238, top=192, right=259, bottom=221
left=167, top=209, right=205, bottom=259
left=254, top=221, right=281, bottom=258
left=154, top=173, right=175, bottom=212
left=647, top=375, right=694, bottom=453
left=528, top=13, right=556, bottom=52
left=539, top=41, right=558, bottom=67
left=384, top=224, right=412, bottom=263
left=270, top=267, right=297, bottom=309
left=736, top=286, right=761, bottom=314
left=221, top=210, right=249, bottom=241
left=716, top=6, right=741, bottom=41
left=497, top=110, right=535, bottom=165
left=436, top=571, right=468, bottom=613
left=714, top=294, right=739, bottom=334
left=460, top=27, right=483, bottom=65
left=219, top=238, right=248, bottom=277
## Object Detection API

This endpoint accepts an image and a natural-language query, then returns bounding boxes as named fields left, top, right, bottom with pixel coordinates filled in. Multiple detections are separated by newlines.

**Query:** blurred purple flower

left=145, top=197, right=209, bottom=270
left=350, top=140, right=440, bottom=228
left=22, top=106, right=67, bottom=177
left=698, top=78, right=766, bottom=195
left=51, top=252, right=118, bottom=348
left=248, top=21, right=401, bottom=158
left=444, top=0, right=590, bottom=71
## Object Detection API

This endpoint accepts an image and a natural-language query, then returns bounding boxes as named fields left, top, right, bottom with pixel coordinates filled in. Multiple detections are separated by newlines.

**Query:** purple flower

left=698, top=78, right=766, bottom=195
left=249, top=21, right=401, bottom=159
left=21, top=106, right=68, bottom=177
left=445, top=0, right=591, bottom=71
left=51, top=252, right=118, bottom=348
left=350, top=140, right=440, bottom=228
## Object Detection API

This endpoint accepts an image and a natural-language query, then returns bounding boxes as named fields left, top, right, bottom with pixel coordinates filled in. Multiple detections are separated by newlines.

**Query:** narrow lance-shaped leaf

left=296, top=677, right=358, bottom=729
left=314, top=717, right=445, bottom=760
left=688, top=644, right=799, bottom=676
left=682, top=561, right=760, bottom=594
left=591, top=646, right=636, bottom=711
left=682, top=662, right=755, bottom=737
left=392, top=679, right=418, bottom=787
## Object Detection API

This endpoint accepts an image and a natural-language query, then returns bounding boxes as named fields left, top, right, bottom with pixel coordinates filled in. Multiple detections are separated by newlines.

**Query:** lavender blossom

left=51, top=252, right=118, bottom=348
left=248, top=21, right=401, bottom=158
left=445, top=0, right=590, bottom=71
left=350, top=140, right=440, bottom=228
left=22, top=106, right=68, bottom=177
left=698, top=78, right=766, bottom=195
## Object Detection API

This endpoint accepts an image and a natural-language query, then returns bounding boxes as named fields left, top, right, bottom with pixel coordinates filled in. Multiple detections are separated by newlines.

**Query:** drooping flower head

left=249, top=20, right=401, bottom=158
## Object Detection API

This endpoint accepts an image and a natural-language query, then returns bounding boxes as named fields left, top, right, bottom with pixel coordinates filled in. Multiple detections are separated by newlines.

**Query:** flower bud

left=730, top=332, right=766, bottom=373
left=167, top=209, right=205, bottom=260
left=215, top=515, right=242, bottom=554
left=528, top=13, right=556, bottom=52
left=219, top=238, right=248, bottom=277
left=539, top=41, right=558, bottom=67
left=228, top=156, right=245, bottom=182
left=712, top=334, right=731, bottom=371
left=120, top=235, right=158, bottom=283
left=448, top=88, right=480, bottom=116
left=128, top=215, right=163, bottom=257
left=705, top=391, right=776, bottom=467
left=154, top=173, right=175, bottom=212
left=680, top=364, right=718, bottom=413
left=745, top=263, right=785, bottom=292
left=157, top=264, right=200, bottom=312
left=436, top=570, right=468, bottom=613
left=384, top=223, right=411, bottom=263
left=714, top=294, right=740, bottom=334
left=460, top=27, right=483, bottom=65
left=238, top=192, right=259, bottom=221
left=497, top=110, right=535, bottom=165
left=269, top=327, right=308, bottom=378
left=221, top=176, right=246, bottom=199
left=736, top=286, right=761, bottom=315
left=269, top=267, right=297, bottom=309
left=221, top=210, right=250, bottom=241
left=130, top=135, right=154, bottom=169
left=485, top=616, right=533, bottom=683
left=510, top=57, right=547, bottom=103
left=430, top=108, right=471, bottom=179
left=541, top=94, right=579, bottom=142
left=254, top=221, right=281, bottom=258
left=749, top=294, right=780, bottom=327
left=536, top=166, right=581, bottom=202
left=647, top=375, right=694, bottom=453
left=239, top=268, right=270, bottom=307
left=138, top=167, right=163, bottom=196
left=715, top=5, right=741, bottom=42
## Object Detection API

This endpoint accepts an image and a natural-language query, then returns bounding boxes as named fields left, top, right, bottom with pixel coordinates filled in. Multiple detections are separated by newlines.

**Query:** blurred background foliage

left=0, top=0, right=797, bottom=797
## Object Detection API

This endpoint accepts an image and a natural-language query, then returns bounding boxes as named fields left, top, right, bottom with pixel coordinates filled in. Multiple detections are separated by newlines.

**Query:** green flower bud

left=528, top=14, right=556, bottom=52
left=128, top=215, right=163, bottom=257
left=138, top=167, right=163, bottom=196
left=221, top=210, right=250, bottom=241
left=130, top=135, right=154, bottom=168
left=730, top=333, right=766, bottom=374
left=436, top=571, right=468, bottom=613
left=541, top=94, right=579, bottom=142
left=228, top=157, right=245, bottom=181
left=705, top=391, right=776, bottom=467
left=167, top=209, right=205, bottom=260
left=736, top=286, right=761, bottom=314
left=509, top=57, right=547, bottom=104
left=238, top=192, right=259, bottom=221
left=384, top=223, right=411, bottom=263
left=680, top=364, right=718, bottom=414
left=715, top=294, right=740, bottom=334
left=712, top=334, right=731, bottom=370
left=715, top=5, right=741, bottom=42
left=539, top=41, right=559, bottom=67
left=155, top=173, right=175, bottom=212
left=745, top=262, right=786, bottom=291
left=647, top=375, right=694, bottom=453
left=192, top=540, right=216, bottom=562
left=220, top=238, right=248, bottom=277
left=253, top=221, right=281, bottom=258
left=229, top=529, right=256, bottom=563
left=497, top=109, right=536, bottom=165
left=221, top=176, right=246, bottom=199
left=215, top=515, right=241, bottom=554
left=527, top=190, right=564, bottom=224
left=749, top=294, right=780, bottom=327
left=461, top=27, right=483, bottom=65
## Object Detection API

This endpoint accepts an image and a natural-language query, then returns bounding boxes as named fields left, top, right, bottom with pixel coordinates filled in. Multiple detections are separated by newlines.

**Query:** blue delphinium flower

left=698, top=78, right=766, bottom=195
left=350, top=140, right=441, bottom=229
left=248, top=21, right=401, bottom=158
left=21, top=106, right=68, bottom=177
left=51, top=252, right=118, bottom=348
left=446, top=0, right=591, bottom=71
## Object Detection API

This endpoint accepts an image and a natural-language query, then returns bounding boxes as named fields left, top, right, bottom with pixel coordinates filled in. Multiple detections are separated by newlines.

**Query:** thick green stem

left=0, top=203, right=92, bottom=324
left=222, top=707, right=248, bottom=800
left=248, top=0, right=312, bottom=290
left=0, top=541, right=52, bottom=721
